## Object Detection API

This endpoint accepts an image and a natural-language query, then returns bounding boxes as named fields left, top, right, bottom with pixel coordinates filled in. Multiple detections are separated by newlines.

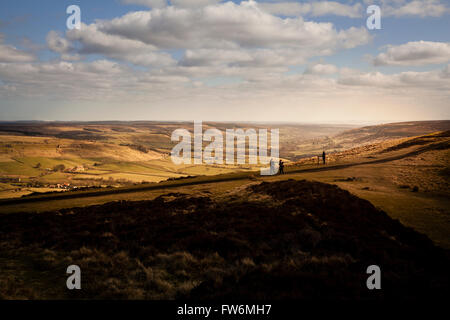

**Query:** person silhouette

left=269, top=158, right=275, bottom=175
left=279, top=159, right=284, bottom=174
left=322, top=151, right=326, bottom=165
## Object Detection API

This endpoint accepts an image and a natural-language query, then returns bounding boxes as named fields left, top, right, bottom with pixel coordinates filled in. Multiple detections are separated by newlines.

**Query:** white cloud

left=338, top=71, right=401, bottom=88
left=0, top=59, right=188, bottom=100
left=372, top=41, right=450, bottom=66
left=46, top=31, right=81, bottom=61
left=0, top=34, right=35, bottom=63
left=179, top=47, right=318, bottom=68
left=259, top=1, right=363, bottom=18
left=1, top=56, right=449, bottom=121
left=97, top=2, right=370, bottom=54
left=304, top=63, right=339, bottom=75
left=172, top=0, right=222, bottom=8
left=47, top=23, right=176, bottom=66
left=1, top=1, right=449, bottom=122
left=46, top=31, right=71, bottom=54
left=388, top=0, right=449, bottom=17
left=124, top=0, right=364, bottom=17
left=366, top=0, right=450, bottom=18
left=45, top=1, right=370, bottom=70
left=122, top=0, right=222, bottom=8
left=338, top=64, right=450, bottom=90
left=1, top=56, right=448, bottom=100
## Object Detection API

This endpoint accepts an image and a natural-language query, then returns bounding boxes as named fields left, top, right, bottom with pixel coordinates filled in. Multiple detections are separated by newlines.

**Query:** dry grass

left=0, top=180, right=448, bottom=300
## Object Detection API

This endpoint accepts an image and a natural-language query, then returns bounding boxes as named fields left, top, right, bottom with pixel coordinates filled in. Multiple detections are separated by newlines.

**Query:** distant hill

left=334, top=120, right=450, bottom=146
left=283, top=120, right=450, bottom=160
left=0, top=121, right=356, bottom=178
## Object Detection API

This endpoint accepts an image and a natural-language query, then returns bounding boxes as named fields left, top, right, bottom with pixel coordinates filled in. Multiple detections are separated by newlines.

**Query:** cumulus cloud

left=47, top=23, right=175, bottom=66
left=171, top=0, right=222, bottom=8
left=179, top=47, right=322, bottom=69
left=1, top=55, right=449, bottom=121
left=304, top=63, right=339, bottom=75
left=44, top=1, right=369, bottom=70
left=1, top=1, right=449, bottom=121
left=47, top=31, right=72, bottom=54
left=46, top=30, right=81, bottom=61
left=99, top=2, right=370, bottom=50
left=388, top=0, right=449, bottom=17
left=372, top=41, right=450, bottom=66
left=366, top=0, right=450, bottom=18
left=259, top=1, right=363, bottom=18
left=124, top=0, right=450, bottom=18
left=0, top=59, right=189, bottom=100
left=124, top=0, right=364, bottom=17
left=0, top=34, right=35, bottom=63
left=338, top=64, right=450, bottom=90
left=122, top=0, right=224, bottom=8
left=338, top=71, right=401, bottom=88
left=1, top=55, right=448, bottom=100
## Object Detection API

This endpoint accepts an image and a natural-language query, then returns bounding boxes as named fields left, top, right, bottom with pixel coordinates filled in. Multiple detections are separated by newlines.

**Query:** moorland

left=0, top=120, right=449, bottom=299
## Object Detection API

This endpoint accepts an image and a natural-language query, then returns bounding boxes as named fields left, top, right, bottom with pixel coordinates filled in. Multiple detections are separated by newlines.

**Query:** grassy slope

left=0, top=124, right=269, bottom=197
left=0, top=179, right=448, bottom=299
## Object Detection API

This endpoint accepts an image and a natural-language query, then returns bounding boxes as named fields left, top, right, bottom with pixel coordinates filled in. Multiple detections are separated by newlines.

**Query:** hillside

left=290, top=120, right=450, bottom=160
left=0, top=120, right=448, bottom=199
left=334, top=120, right=450, bottom=146
left=0, top=179, right=448, bottom=299
left=0, top=121, right=355, bottom=198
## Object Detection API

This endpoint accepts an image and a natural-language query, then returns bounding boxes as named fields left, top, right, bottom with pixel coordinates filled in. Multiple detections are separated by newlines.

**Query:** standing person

left=269, top=158, right=274, bottom=175
left=322, top=151, right=326, bottom=165
left=279, top=159, right=284, bottom=174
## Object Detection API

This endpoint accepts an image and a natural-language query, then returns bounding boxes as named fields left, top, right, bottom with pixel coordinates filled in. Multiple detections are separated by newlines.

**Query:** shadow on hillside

left=0, top=179, right=448, bottom=299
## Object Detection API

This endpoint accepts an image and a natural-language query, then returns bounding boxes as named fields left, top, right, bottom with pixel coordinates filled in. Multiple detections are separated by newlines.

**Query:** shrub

left=53, top=164, right=65, bottom=172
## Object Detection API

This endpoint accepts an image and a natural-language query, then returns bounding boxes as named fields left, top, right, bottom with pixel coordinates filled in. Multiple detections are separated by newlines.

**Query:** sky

left=0, top=0, right=449, bottom=123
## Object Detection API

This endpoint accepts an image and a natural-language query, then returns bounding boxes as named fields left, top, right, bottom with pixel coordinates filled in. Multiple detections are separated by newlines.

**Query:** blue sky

left=0, top=0, right=449, bottom=122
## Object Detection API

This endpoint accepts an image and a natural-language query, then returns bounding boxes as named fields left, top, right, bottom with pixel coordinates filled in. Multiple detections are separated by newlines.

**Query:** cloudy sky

left=0, top=0, right=449, bottom=123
